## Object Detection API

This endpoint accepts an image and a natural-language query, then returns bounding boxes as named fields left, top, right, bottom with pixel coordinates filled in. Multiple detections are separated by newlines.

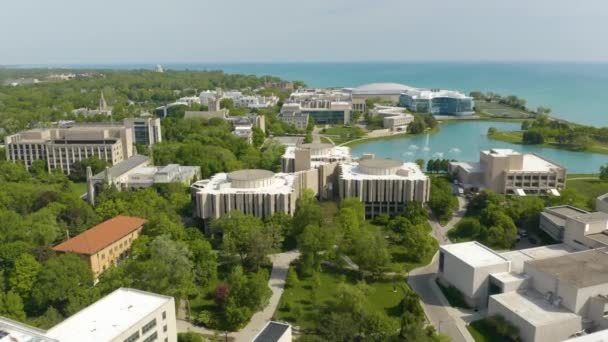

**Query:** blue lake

left=350, top=121, right=608, bottom=174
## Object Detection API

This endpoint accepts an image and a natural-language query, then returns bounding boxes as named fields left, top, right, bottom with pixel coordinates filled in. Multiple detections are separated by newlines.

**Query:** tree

left=214, top=284, right=230, bottom=308
left=350, top=228, right=390, bottom=277
left=69, top=157, right=111, bottom=182
left=213, top=211, right=272, bottom=270
left=401, top=223, right=436, bottom=262
left=415, top=159, right=425, bottom=170
left=298, top=224, right=335, bottom=275
left=523, top=130, right=545, bottom=144
left=285, top=267, right=300, bottom=288
left=30, top=253, right=94, bottom=316
left=429, top=178, right=458, bottom=222
left=178, top=332, right=211, bottom=342
left=9, top=253, right=41, bottom=300
left=487, top=127, right=497, bottom=135
left=291, top=189, right=322, bottom=238
left=0, top=291, right=26, bottom=322
left=187, top=238, right=218, bottom=287
left=600, top=164, right=608, bottom=181
left=252, top=127, right=265, bottom=147
left=264, top=212, right=291, bottom=250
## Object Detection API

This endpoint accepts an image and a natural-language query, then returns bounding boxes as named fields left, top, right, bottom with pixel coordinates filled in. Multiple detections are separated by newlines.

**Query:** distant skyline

left=2, top=0, right=608, bottom=65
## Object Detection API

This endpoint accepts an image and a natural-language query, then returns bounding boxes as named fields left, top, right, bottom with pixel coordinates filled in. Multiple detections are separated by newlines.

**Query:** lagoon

left=350, top=121, right=608, bottom=174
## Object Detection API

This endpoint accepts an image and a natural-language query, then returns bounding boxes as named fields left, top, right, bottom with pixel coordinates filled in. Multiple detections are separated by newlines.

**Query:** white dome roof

left=351, top=82, right=414, bottom=94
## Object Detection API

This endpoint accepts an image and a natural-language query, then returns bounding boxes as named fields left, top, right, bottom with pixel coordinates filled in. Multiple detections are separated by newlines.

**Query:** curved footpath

left=177, top=250, right=300, bottom=342
left=408, top=197, right=476, bottom=342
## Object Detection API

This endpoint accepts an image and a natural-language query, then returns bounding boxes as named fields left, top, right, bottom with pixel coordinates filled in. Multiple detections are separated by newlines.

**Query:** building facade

left=449, top=149, right=566, bottom=195
left=5, top=125, right=133, bottom=174
left=348, top=83, right=414, bottom=112
left=338, top=157, right=430, bottom=218
left=52, top=216, right=146, bottom=278
left=277, top=110, right=310, bottom=130
left=124, top=117, right=162, bottom=146
left=399, top=89, right=474, bottom=116
left=191, top=170, right=299, bottom=226
left=283, top=89, right=352, bottom=124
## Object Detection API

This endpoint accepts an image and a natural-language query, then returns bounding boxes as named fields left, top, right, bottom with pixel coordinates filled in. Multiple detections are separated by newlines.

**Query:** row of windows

left=121, top=312, right=168, bottom=342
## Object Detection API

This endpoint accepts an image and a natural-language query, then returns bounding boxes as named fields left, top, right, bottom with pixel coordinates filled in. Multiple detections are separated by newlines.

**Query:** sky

left=1, top=0, right=608, bottom=65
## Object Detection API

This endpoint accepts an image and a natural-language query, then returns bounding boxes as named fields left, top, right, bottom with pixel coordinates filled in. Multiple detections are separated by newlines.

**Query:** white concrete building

left=597, top=193, right=608, bottom=214
left=449, top=149, right=567, bottom=195
left=338, top=156, right=430, bottom=218
left=191, top=170, right=298, bottom=223
left=283, top=89, right=352, bottom=125
left=123, top=117, right=162, bottom=146
left=347, top=83, right=415, bottom=112
left=277, top=110, right=310, bottom=130
left=0, top=288, right=176, bottom=342
left=198, top=89, right=278, bottom=109
left=5, top=125, right=133, bottom=175
left=539, top=208, right=608, bottom=250
left=439, top=240, right=608, bottom=342
left=370, top=105, right=414, bottom=131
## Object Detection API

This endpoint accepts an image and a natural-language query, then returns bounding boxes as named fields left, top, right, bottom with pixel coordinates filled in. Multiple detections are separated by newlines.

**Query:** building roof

left=542, top=206, right=589, bottom=227
left=500, top=243, right=576, bottom=273
left=340, top=160, right=427, bottom=180
left=91, top=154, right=151, bottom=180
left=402, top=88, right=471, bottom=100
left=490, top=290, right=581, bottom=327
left=0, top=317, right=56, bottom=342
left=568, top=211, right=608, bottom=225
left=192, top=172, right=295, bottom=195
left=52, top=216, right=147, bottom=255
left=184, top=110, right=228, bottom=119
left=358, top=158, right=403, bottom=170
left=46, top=288, right=172, bottom=342
left=351, top=82, right=414, bottom=95
left=526, top=249, right=608, bottom=288
left=253, top=321, right=291, bottom=342
left=228, top=169, right=274, bottom=182
left=440, top=241, right=509, bottom=268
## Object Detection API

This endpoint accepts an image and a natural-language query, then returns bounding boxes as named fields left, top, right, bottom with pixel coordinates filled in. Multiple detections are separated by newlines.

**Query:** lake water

left=350, top=121, right=608, bottom=174
left=60, top=62, right=608, bottom=127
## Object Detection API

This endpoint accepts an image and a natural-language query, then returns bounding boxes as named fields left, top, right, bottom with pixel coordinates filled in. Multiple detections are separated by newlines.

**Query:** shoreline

left=488, top=129, right=608, bottom=155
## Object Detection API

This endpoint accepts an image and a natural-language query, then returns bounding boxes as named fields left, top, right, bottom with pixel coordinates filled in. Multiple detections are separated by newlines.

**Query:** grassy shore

left=488, top=130, right=608, bottom=155
left=340, top=126, right=440, bottom=147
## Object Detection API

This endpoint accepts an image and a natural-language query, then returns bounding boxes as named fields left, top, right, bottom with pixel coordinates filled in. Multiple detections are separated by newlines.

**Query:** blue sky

left=1, top=0, right=607, bottom=64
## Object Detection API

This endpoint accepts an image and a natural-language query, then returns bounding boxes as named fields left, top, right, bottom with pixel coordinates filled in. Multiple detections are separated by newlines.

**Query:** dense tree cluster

left=428, top=177, right=459, bottom=222
left=426, top=159, right=449, bottom=173
left=520, top=114, right=606, bottom=150
left=407, top=113, right=437, bottom=134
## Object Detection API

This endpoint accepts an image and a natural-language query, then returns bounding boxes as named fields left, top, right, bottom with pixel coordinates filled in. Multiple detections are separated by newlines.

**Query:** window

left=163, top=325, right=167, bottom=332
left=142, top=318, right=157, bottom=334
left=124, top=331, right=140, bottom=342
left=162, top=311, right=166, bottom=320
left=143, top=332, right=158, bottom=342
left=164, top=338, right=168, bottom=342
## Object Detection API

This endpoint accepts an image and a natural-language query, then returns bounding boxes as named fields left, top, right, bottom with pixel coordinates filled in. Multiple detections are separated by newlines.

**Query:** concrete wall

left=110, top=297, right=177, bottom=342
left=596, top=195, right=608, bottom=214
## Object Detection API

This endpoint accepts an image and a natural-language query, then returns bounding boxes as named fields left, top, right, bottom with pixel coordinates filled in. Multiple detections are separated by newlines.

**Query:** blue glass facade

left=399, top=94, right=474, bottom=116
left=304, top=110, right=346, bottom=124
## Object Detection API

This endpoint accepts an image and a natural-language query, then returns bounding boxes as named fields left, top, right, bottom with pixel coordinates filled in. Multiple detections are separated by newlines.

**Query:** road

left=177, top=251, right=300, bottom=342
left=408, top=197, right=476, bottom=342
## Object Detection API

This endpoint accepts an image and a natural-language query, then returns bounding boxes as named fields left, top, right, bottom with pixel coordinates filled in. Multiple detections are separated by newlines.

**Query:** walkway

left=177, top=250, right=300, bottom=342
left=408, top=197, right=476, bottom=342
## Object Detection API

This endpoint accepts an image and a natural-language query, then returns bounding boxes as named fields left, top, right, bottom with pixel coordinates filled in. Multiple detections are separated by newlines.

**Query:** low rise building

left=124, top=117, right=162, bottom=146
left=348, top=83, right=414, bottom=112
left=448, top=149, right=566, bottom=195
left=539, top=206, right=590, bottom=241
left=283, top=89, right=352, bottom=124
left=52, top=216, right=147, bottom=278
left=191, top=170, right=298, bottom=225
left=399, top=88, right=474, bottom=116
left=439, top=239, right=608, bottom=342
left=277, top=110, right=310, bottom=130
left=5, top=124, right=134, bottom=175
left=0, top=288, right=176, bottom=342
left=85, top=155, right=200, bottom=204
left=540, top=208, right=608, bottom=250
left=338, top=156, right=430, bottom=218
left=370, top=105, right=415, bottom=131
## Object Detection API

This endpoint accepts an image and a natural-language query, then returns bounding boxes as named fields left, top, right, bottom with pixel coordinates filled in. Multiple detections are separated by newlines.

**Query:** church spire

left=99, top=91, right=107, bottom=111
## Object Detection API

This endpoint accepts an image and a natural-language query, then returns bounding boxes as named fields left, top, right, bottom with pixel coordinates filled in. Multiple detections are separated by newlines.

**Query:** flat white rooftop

left=500, top=243, right=576, bottom=273
left=282, top=145, right=351, bottom=161
left=441, top=241, right=509, bottom=268
left=563, top=329, right=608, bottom=341
left=491, top=290, right=581, bottom=327
left=450, top=161, right=484, bottom=173
left=192, top=172, right=295, bottom=195
left=340, top=161, right=427, bottom=180
left=521, top=154, right=562, bottom=172
left=46, top=288, right=172, bottom=342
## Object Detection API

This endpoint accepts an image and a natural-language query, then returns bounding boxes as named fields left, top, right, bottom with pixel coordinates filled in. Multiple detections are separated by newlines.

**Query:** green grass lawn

left=71, top=182, right=87, bottom=197
left=567, top=178, right=608, bottom=202
left=275, top=266, right=407, bottom=330
left=475, top=101, right=535, bottom=119
left=488, top=129, right=608, bottom=155
left=319, top=125, right=365, bottom=145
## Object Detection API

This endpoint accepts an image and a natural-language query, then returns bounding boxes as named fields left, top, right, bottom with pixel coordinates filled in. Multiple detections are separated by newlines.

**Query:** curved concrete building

left=338, top=157, right=430, bottom=218
left=399, top=88, right=474, bottom=116
left=348, top=83, right=415, bottom=112
left=191, top=169, right=297, bottom=224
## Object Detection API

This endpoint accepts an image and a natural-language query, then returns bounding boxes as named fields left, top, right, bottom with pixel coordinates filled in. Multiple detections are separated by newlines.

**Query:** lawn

left=567, top=178, right=608, bottom=203
left=475, top=101, right=534, bottom=119
left=488, top=128, right=608, bottom=155
left=71, top=181, right=88, bottom=197
left=319, top=125, right=365, bottom=144
left=275, top=265, right=408, bottom=331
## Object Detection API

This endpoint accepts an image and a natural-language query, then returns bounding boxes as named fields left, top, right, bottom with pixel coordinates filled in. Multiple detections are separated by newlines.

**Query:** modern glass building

left=399, top=89, right=474, bottom=116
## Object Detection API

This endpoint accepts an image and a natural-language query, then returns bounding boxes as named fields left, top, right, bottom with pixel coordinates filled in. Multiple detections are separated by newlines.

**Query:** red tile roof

left=53, top=216, right=147, bottom=255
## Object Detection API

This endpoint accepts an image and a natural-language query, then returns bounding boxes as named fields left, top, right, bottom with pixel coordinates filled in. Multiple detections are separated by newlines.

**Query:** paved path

left=408, top=197, right=475, bottom=342
left=177, top=250, right=300, bottom=342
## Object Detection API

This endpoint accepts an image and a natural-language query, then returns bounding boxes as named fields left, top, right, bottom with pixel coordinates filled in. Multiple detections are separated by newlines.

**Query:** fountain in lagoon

left=422, top=134, right=431, bottom=152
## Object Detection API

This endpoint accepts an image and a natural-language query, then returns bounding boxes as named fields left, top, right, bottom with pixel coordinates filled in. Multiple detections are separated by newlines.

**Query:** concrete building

left=281, top=143, right=351, bottom=199
left=0, top=288, right=176, bottom=342
left=439, top=239, right=608, bottom=342
left=5, top=125, right=134, bottom=175
left=438, top=242, right=511, bottom=307
left=370, top=105, right=415, bottom=131
left=399, top=88, right=474, bottom=116
left=191, top=170, right=299, bottom=225
left=540, top=206, right=590, bottom=241
left=277, top=110, right=310, bottom=130
left=283, top=89, right=352, bottom=124
left=348, top=83, right=415, bottom=112
left=252, top=321, right=292, bottom=342
left=86, top=155, right=201, bottom=204
left=338, top=156, right=430, bottom=218
left=198, top=89, right=278, bottom=109
left=448, top=149, right=566, bottom=195
left=52, top=216, right=146, bottom=278
left=123, top=117, right=162, bottom=146
left=597, top=193, right=608, bottom=214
